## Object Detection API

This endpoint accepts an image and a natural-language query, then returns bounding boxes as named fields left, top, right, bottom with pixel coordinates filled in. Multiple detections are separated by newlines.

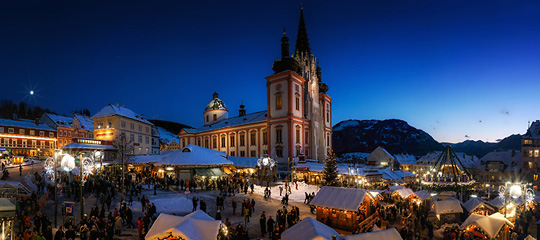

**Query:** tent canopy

left=282, top=217, right=339, bottom=240
left=310, top=187, right=371, bottom=211
left=433, top=199, right=463, bottom=215
left=413, top=190, right=432, bottom=200
left=462, top=197, right=494, bottom=212
left=460, top=213, right=513, bottom=239
left=394, top=188, right=414, bottom=199
left=145, top=210, right=221, bottom=240
left=388, top=185, right=405, bottom=192
left=343, top=228, right=402, bottom=240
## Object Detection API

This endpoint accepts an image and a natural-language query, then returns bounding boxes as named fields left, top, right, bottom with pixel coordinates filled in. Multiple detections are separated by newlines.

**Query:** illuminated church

left=178, top=9, right=332, bottom=165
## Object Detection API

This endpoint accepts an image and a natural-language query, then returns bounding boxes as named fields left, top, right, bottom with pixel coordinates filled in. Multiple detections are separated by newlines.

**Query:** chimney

left=332, top=235, right=337, bottom=240
left=35, top=118, right=39, bottom=126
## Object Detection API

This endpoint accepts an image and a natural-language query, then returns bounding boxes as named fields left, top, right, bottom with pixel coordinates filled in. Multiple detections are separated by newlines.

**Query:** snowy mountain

left=332, top=119, right=444, bottom=156
left=443, top=134, right=522, bottom=157
left=149, top=119, right=191, bottom=143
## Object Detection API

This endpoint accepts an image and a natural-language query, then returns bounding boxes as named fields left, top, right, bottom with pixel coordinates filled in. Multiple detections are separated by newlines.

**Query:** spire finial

left=295, top=5, right=311, bottom=55
left=283, top=27, right=286, bottom=36
left=281, top=27, right=290, bottom=58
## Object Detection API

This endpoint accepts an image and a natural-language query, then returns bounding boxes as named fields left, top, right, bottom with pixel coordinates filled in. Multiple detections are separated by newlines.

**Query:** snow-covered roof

left=310, top=186, right=372, bottom=211
left=367, top=146, right=394, bottom=165
left=433, top=199, right=463, bottom=214
left=394, top=188, right=414, bottom=198
left=476, top=150, right=521, bottom=172
left=205, top=93, right=227, bottom=111
left=0, top=118, right=55, bottom=131
left=382, top=170, right=414, bottom=180
left=91, top=104, right=152, bottom=125
left=156, top=144, right=231, bottom=166
left=0, top=180, right=30, bottom=196
left=183, top=111, right=266, bottom=134
left=460, top=213, right=513, bottom=239
left=145, top=210, right=221, bottom=240
left=228, top=156, right=258, bottom=168
left=388, top=185, right=405, bottom=192
left=44, top=113, right=73, bottom=128
left=74, top=114, right=93, bottom=131
left=132, top=151, right=176, bottom=164
left=281, top=217, right=340, bottom=240
left=462, top=197, right=495, bottom=212
left=489, top=196, right=524, bottom=209
left=418, top=151, right=478, bottom=168
left=413, top=190, right=432, bottom=200
left=343, top=228, right=402, bottom=240
left=60, top=143, right=116, bottom=150
left=394, top=154, right=417, bottom=165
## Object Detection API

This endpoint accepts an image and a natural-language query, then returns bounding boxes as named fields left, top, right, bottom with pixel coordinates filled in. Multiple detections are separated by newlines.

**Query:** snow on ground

left=151, top=196, right=193, bottom=214
left=253, top=181, right=320, bottom=202
left=434, top=223, right=459, bottom=239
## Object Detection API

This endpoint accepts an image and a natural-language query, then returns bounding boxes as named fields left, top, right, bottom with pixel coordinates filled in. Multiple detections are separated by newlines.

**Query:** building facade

left=92, top=104, right=154, bottom=155
left=471, top=150, right=521, bottom=188
left=40, top=113, right=92, bottom=148
left=522, top=120, right=540, bottom=183
left=178, top=9, right=332, bottom=165
left=0, top=118, right=57, bottom=158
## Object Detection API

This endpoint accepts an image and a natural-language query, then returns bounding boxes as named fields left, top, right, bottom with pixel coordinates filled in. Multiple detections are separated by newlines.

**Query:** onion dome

left=319, top=82, right=329, bottom=94
left=205, top=92, right=228, bottom=111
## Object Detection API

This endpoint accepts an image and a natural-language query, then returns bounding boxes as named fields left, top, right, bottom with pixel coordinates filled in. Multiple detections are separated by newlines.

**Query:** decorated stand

left=256, top=155, right=277, bottom=184
left=0, top=198, right=15, bottom=240
left=462, top=197, right=496, bottom=216
left=145, top=210, right=222, bottom=240
left=460, top=213, right=513, bottom=240
left=421, top=145, right=475, bottom=192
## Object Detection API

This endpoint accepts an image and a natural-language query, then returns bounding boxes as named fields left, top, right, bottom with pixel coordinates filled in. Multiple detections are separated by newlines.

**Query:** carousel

left=256, top=155, right=277, bottom=184
left=421, top=145, right=475, bottom=192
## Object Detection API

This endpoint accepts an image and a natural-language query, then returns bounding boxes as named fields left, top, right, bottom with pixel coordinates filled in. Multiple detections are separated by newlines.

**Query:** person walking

left=192, top=196, right=198, bottom=212
left=267, top=216, right=275, bottom=237
left=19, top=164, right=22, bottom=176
left=243, top=205, right=250, bottom=226
left=260, top=211, right=267, bottom=237
left=232, top=199, right=237, bottom=215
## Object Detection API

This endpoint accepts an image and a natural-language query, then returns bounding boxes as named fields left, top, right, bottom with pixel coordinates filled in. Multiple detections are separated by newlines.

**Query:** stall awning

left=223, top=167, right=233, bottom=175
left=194, top=168, right=226, bottom=177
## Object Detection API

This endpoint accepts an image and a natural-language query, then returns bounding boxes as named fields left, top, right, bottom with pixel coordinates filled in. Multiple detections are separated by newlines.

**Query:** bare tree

left=113, top=133, right=134, bottom=196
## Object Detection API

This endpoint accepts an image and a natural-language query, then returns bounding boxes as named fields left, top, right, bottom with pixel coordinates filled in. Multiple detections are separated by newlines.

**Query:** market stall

left=343, top=228, right=402, bottom=240
left=281, top=217, right=340, bottom=240
left=462, top=197, right=496, bottom=216
left=432, top=198, right=463, bottom=224
left=145, top=210, right=221, bottom=240
left=310, top=186, right=377, bottom=232
left=0, top=198, right=15, bottom=240
left=460, top=213, right=513, bottom=239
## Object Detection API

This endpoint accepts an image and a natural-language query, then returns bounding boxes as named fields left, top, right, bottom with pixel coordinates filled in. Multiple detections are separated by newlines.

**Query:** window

left=276, top=129, right=282, bottom=144
left=40, top=141, right=45, bottom=149
left=22, top=140, right=27, bottom=147
left=240, top=134, right=245, bottom=147
left=206, top=115, right=209, bottom=123
left=130, top=133, right=134, bottom=142
left=59, top=131, right=62, bottom=136
left=97, top=122, right=103, bottom=129
left=213, top=137, right=217, bottom=148
left=525, top=140, right=532, bottom=145
left=49, top=142, right=54, bottom=149
left=138, top=125, right=142, bottom=132
left=11, top=139, right=16, bottom=147
left=146, top=127, right=149, bottom=133
left=145, top=136, right=149, bottom=144
left=205, top=138, right=209, bottom=148
left=305, top=131, right=309, bottom=145
left=138, top=135, right=142, bottom=143
left=4, top=139, right=8, bottom=147
left=250, top=150, right=256, bottom=157
left=295, top=96, right=300, bottom=111
left=32, top=140, right=36, bottom=147
left=213, top=114, right=217, bottom=121
left=49, top=132, right=54, bottom=137
left=139, top=147, right=142, bottom=154
left=296, top=148, right=301, bottom=156
left=0, top=127, right=3, bottom=133
left=197, top=138, right=201, bottom=146
left=30, top=130, right=34, bottom=135
left=230, top=136, right=235, bottom=147
left=296, top=129, right=300, bottom=144
left=108, top=121, right=113, bottom=128
left=221, top=136, right=226, bottom=148
left=68, top=132, right=71, bottom=137
left=535, top=174, right=538, bottom=181
left=326, top=111, right=330, bottom=123
left=276, top=147, right=283, bottom=158
left=130, top=123, right=134, bottom=130
left=327, top=134, right=330, bottom=146
left=146, top=148, right=149, bottom=154
left=39, top=131, right=44, bottom=136
left=8, top=128, right=14, bottom=134
left=182, top=139, right=186, bottom=148
left=263, top=131, right=268, bottom=145
left=250, top=131, right=256, bottom=146
left=240, top=151, right=245, bottom=157
left=275, top=94, right=282, bottom=110
left=121, top=121, right=126, bottom=128
left=19, top=129, right=25, bottom=135
left=529, top=162, right=533, bottom=168
left=535, top=150, right=539, bottom=157
left=530, top=150, right=533, bottom=157
left=230, top=151, right=235, bottom=157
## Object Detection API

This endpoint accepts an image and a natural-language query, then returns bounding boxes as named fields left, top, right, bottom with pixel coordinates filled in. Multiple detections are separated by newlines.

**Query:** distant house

left=471, top=150, right=520, bottom=188
left=167, top=141, right=180, bottom=151
left=367, top=146, right=394, bottom=168
left=412, top=151, right=478, bottom=174
left=394, top=154, right=417, bottom=172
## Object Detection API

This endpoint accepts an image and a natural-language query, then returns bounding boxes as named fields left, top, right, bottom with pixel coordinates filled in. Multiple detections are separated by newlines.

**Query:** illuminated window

left=19, top=129, right=24, bottom=135
left=525, top=140, right=532, bottom=145
left=535, top=150, right=539, bottom=157
left=30, top=130, right=34, bottom=135
left=8, top=128, right=14, bottom=134
left=31, top=140, right=36, bottom=147
left=39, top=131, right=44, bottom=136
left=529, top=162, right=533, bottom=168
left=276, top=94, right=282, bottom=110
left=530, top=150, right=533, bottom=157
left=534, top=174, right=538, bottom=181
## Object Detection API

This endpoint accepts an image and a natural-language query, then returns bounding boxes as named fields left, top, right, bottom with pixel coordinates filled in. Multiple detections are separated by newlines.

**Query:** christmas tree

left=323, top=149, right=339, bottom=186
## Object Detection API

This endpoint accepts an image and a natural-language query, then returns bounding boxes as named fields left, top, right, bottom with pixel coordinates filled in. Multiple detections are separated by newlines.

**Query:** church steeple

left=295, top=7, right=311, bottom=55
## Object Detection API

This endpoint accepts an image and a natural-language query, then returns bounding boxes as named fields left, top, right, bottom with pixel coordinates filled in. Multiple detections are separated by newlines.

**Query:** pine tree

left=323, top=149, right=339, bottom=186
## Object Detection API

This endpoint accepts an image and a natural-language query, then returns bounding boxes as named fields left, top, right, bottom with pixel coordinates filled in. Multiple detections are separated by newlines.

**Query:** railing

left=357, top=212, right=379, bottom=233
left=0, top=143, right=55, bottom=149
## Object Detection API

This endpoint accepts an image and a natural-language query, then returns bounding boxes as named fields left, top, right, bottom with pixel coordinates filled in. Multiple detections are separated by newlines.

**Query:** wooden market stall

left=310, top=186, right=377, bottom=232
left=432, top=198, right=464, bottom=225
left=462, top=197, right=496, bottom=216
left=460, top=213, right=513, bottom=240
left=342, top=228, right=403, bottom=240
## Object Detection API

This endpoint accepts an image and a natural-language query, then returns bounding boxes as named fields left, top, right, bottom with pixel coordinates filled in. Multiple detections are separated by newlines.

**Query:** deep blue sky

left=1, top=0, right=540, bottom=143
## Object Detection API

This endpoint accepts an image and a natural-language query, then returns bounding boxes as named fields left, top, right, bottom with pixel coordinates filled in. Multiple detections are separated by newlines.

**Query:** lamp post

left=80, top=152, right=84, bottom=219
left=54, top=150, right=58, bottom=228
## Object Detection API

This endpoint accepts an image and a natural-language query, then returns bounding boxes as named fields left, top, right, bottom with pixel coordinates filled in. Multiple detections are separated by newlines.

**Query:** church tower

left=266, top=8, right=332, bottom=166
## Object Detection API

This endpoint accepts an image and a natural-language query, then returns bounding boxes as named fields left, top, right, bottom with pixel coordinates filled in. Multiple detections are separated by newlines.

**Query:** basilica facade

left=178, top=9, right=332, bottom=165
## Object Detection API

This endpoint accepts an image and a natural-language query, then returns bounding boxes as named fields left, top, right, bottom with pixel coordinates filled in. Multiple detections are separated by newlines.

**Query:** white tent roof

left=489, top=196, right=524, bottom=209
left=310, top=187, right=371, bottom=211
left=460, top=213, right=513, bottom=239
left=145, top=210, right=221, bottom=240
left=388, top=185, right=405, bottom=192
left=156, top=144, right=231, bottom=166
left=0, top=198, right=15, bottom=211
left=413, top=190, right=432, bottom=200
left=462, top=198, right=494, bottom=212
left=282, top=217, right=340, bottom=240
left=394, top=188, right=414, bottom=198
left=433, top=199, right=463, bottom=214
left=343, top=228, right=402, bottom=240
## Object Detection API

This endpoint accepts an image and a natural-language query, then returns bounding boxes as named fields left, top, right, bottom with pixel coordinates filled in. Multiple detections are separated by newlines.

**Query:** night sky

left=1, top=0, right=540, bottom=143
